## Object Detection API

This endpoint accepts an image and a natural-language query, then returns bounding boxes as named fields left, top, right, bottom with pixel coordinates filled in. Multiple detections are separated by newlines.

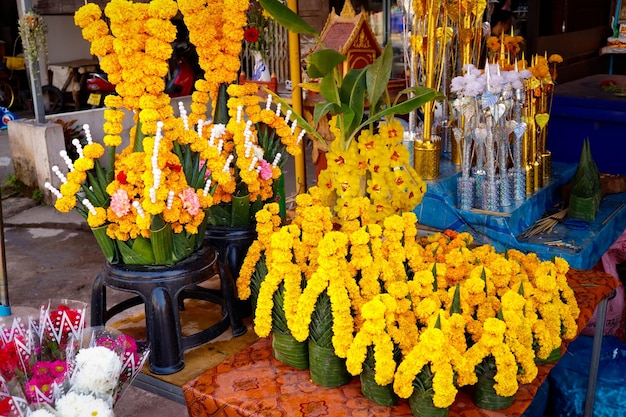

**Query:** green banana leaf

left=214, top=83, right=230, bottom=125
left=172, top=232, right=196, bottom=263
left=91, top=225, right=118, bottom=263
left=259, top=0, right=317, bottom=36
left=133, top=118, right=146, bottom=153
left=308, top=49, right=345, bottom=79
left=117, top=238, right=155, bottom=265
left=366, top=43, right=393, bottom=114
left=151, top=214, right=174, bottom=265
left=231, top=194, right=251, bottom=226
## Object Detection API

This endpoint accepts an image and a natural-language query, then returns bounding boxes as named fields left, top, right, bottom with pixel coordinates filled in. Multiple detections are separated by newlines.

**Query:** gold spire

left=340, top=0, right=356, bottom=18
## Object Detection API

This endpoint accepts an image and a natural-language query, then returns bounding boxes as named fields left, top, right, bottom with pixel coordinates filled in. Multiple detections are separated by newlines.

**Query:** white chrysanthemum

left=211, top=123, right=227, bottom=138
left=71, top=346, right=123, bottom=398
left=28, top=409, right=56, bottom=417
left=55, top=392, right=114, bottom=417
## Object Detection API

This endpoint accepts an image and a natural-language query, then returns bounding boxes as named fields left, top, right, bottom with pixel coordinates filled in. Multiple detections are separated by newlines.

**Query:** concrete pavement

left=0, top=119, right=189, bottom=416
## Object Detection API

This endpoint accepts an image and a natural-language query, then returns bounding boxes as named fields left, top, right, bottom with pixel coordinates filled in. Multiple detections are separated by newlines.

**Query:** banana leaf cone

left=569, top=138, right=601, bottom=222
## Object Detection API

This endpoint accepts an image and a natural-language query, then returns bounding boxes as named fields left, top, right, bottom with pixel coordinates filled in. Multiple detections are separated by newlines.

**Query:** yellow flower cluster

left=59, top=0, right=302, bottom=264
left=178, top=0, right=248, bottom=124
left=485, top=33, right=525, bottom=69
left=318, top=118, right=426, bottom=225
left=75, top=0, right=177, bottom=139
left=239, top=194, right=580, bottom=406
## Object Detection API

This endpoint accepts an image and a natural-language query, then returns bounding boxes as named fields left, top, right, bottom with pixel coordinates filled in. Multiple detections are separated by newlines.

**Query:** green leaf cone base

left=408, top=390, right=449, bottom=417
left=308, top=340, right=351, bottom=387
left=473, top=374, right=515, bottom=410
left=271, top=331, right=309, bottom=370
left=360, top=366, right=398, bottom=406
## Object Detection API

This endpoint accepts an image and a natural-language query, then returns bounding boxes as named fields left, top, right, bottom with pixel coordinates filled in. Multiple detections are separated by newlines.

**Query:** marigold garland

left=241, top=192, right=580, bottom=405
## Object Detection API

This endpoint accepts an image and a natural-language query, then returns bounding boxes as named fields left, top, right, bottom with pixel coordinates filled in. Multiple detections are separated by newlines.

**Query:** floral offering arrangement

left=243, top=0, right=275, bottom=62
left=259, top=0, right=443, bottom=224
left=0, top=303, right=149, bottom=417
left=450, top=51, right=563, bottom=212
left=44, top=0, right=305, bottom=265
left=237, top=191, right=580, bottom=409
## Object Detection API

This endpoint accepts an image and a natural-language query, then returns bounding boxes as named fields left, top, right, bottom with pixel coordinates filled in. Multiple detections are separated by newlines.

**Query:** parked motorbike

left=165, top=40, right=199, bottom=97
left=86, top=40, right=200, bottom=108
left=85, top=73, right=116, bottom=108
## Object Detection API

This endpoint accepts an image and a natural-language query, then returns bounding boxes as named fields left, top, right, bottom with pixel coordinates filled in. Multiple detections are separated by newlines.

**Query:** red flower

left=117, top=170, right=128, bottom=184
left=0, top=398, right=12, bottom=416
left=0, top=340, right=21, bottom=379
left=166, top=162, right=182, bottom=172
left=244, top=26, right=260, bottom=43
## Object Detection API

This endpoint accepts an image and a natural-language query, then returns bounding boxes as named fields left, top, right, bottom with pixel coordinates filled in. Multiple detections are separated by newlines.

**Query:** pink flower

left=116, top=334, right=138, bottom=354
left=110, top=188, right=131, bottom=217
left=259, top=160, right=273, bottom=180
left=32, top=361, right=53, bottom=376
left=199, top=161, right=212, bottom=181
left=179, top=187, right=200, bottom=216
left=25, top=374, right=54, bottom=403
left=96, top=335, right=117, bottom=350
left=49, top=360, right=67, bottom=381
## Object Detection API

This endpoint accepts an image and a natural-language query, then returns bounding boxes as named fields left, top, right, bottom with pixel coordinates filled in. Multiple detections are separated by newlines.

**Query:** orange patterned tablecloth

left=183, top=269, right=618, bottom=417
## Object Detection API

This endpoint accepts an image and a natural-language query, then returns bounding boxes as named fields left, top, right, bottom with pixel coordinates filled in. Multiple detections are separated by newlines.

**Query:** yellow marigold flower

left=74, top=3, right=102, bottom=28
left=87, top=206, right=107, bottom=228
left=83, top=143, right=105, bottom=159
left=73, top=157, right=94, bottom=172
left=66, top=170, right=87, bottom=184
left=60, top=182, right=81, bottom=197
left=548, top=54, right=563, bottom=64
left=54, top=196, right=76, bottom=212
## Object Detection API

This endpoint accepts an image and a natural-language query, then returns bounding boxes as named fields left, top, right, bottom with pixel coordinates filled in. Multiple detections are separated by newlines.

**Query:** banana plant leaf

left=172, top=232, right=196, bottom=263
left=259, top=0, right=317, bottom=36
left=91, top=225, right=118, bottom=264
left=117, top=237, right=155, bottom=265
left=151, top=214, right=174, bottom=265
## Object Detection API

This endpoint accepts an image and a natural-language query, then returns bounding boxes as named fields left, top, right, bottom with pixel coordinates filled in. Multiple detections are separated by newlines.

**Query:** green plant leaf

left=339, top=69, right=366, bottom=136
left=231, top=194, right=251, bottom=226
left=313, top=101, right=341, bottom=127
left=91, top=225, right=117, bottom=263
left=259, top=0, right=317, bottom=36
left=117, top=238, right=155, bottom=265
left=451, top=283, right=461, bottom=314
left=339, top=103, right=355, bottom=139
left=266, top=90, right=325, bottom=143
left=206, top=203, right=232, bottom=226
left=356, top=87, right=444, bottom=132
left=366, top=43, right=393, bottom=112
left=151, top=214, right=174, bottom=265
left=86, top=171, right=107, bottom=206
left=133, top=118, right=145, bottom=153
left=214, top=82, right=229, bottom=124
left=319, top=72, right=340, bottom=105
left=172, top=231, right=195, bottom=262
left=300, top=82, right=321, bottom=93
left=307, top=49, right=345, bottom=79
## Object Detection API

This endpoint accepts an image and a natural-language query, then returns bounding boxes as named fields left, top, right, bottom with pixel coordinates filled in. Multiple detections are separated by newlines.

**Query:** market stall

left=183, top=269, right=618, bottom=417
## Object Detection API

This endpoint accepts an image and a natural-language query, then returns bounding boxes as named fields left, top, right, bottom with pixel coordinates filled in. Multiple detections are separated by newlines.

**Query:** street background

left=0, top=112, right=189, bottom=416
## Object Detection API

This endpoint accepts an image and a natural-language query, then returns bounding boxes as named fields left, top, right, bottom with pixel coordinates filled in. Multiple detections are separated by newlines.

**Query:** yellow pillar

left=288, top=0, right=307, bottom=194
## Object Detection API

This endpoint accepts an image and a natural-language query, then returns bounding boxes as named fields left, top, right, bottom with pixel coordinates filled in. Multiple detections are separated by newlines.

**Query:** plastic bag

left=548, top=335, right=626, bottom=417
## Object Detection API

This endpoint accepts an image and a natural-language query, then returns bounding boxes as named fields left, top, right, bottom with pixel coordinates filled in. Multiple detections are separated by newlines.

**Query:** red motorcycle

left=86, top=41, right=199, bottom=107
left=85, top=73, right=115, bottom=107
left=165, top=40, right=197, bottom=97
